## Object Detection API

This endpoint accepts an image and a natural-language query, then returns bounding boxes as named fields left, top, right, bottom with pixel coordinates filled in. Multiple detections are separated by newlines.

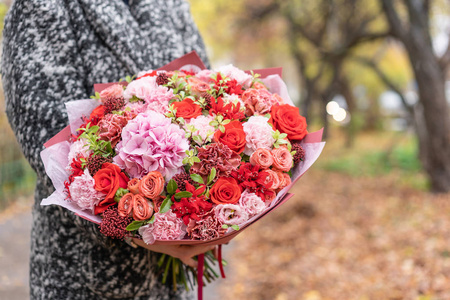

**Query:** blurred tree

left=378, top=0, right=450, bottom=193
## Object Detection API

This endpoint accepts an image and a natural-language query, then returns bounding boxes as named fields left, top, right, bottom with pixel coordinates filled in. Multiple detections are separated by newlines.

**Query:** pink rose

left=118, top=193, right=134, bottom=217
left=277, top=171, right=292, bottom=190
left=271, top=146, right=293, bottom=172
left=100, top=84, right=124, bottom=104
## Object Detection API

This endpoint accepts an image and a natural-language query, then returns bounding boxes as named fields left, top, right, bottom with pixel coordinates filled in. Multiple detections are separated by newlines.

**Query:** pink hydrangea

left=138, top=211, right=186, bottom=244
left=124, top=102, right=148, bottom=115
left=123, top=76, right=158, bottom=101
left=113, top=111, right=189, bottom=180
left=67, top=139, right=92, bottom=170
left=185, top=115, right=215, bottom=145
left=242, top=116, right=275, bottom=156
left=144, top=85, right=174, bottom=115
left=216, top=64, right=253, bottom=88
left=238, top=190, right=267, bottom=218
left=69, top=169, right=104, bottom=213
left=214, top=204, right=248, bottom=226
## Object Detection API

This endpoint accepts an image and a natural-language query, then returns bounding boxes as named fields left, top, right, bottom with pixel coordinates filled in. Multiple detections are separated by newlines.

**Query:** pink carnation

left=242, top=88, right=280, bottom=116
left=97, top=113, right=129, bottom=147
left=186, top=115, right=215, bottom=145
left=214, top=204, right=248, bottom=226
left=123, top=76, right=158, bottom=101
left=67, top=139, right=92, bottom=170
left=216, top=64, right=253, bottom=88
left=242, top=116, right=275, bottom=156
left=138, top=211, right=186, bottom=244
left=124, top=102, right=148, bottom=115
left=69, top=169, right=104, bottom=213
left=238, top=190, right=267, bottom=218
left=144, top=85, right=174, bottom=115
left=113, top=111, right=189, bottom=180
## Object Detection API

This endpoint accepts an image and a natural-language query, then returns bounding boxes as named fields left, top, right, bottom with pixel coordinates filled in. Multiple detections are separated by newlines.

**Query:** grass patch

left=317, top=130, right=428, bottom=190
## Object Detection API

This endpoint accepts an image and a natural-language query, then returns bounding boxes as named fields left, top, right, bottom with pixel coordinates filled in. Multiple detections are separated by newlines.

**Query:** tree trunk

left=406, top=42, right=450, bottom=192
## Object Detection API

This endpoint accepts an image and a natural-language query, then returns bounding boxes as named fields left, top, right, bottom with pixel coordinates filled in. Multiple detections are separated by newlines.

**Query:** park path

left=0, top=199, right=223, bottom=300
left=0, top=201, right=31, bottom=300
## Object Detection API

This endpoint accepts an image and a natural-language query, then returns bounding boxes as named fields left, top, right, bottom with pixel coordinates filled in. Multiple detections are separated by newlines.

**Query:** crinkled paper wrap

left=40, top=51, right=325, bottom=245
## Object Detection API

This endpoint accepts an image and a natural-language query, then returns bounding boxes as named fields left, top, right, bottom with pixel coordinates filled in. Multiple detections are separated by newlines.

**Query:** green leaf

left=114, top=187, right=129, bottom=203
left=167, top=179, right=178, bottom=194
left=192, top=157, right=201, bottom=163
left=190, top=173, right=204, bottom=184
left=159, top=197, right=173, bottom=213
left=221, top=224, right=229, bottom=229
left=207, top=167, right=217, bottom=185
left=126, top=221, right=144, bottom=231
left=209, top=120, right=219, bottom=127
left=219, top=125, right=225, bottom=133
left=231, top=224, right=240, bottom=231
left=147, top=214, right=156, bottom=224
left=174, top=191, right=193, bottom=200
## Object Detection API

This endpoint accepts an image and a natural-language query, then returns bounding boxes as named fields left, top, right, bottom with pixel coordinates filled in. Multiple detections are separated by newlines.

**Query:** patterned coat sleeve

left=2, top=0, right=113, bottom=247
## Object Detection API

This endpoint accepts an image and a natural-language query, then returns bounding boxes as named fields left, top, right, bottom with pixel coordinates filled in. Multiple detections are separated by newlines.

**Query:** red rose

left=93, top=163, right=129, bottom=215
left=172, top=98, right=202, bottom=119
left=209, top=177, right=242, bottom=205
left=213, top=120, right=246, bottom=154
left=270, top=104, right=308, bottom=140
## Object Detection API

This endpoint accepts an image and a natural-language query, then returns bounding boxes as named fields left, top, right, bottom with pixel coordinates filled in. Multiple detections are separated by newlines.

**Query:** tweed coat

left=2, top=0, right=209, bottom=299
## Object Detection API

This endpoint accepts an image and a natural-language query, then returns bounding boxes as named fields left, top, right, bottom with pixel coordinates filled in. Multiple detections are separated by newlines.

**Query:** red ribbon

left=218, top=244, right=226, bottom=278
left=197, top=253, right=204, bottom=300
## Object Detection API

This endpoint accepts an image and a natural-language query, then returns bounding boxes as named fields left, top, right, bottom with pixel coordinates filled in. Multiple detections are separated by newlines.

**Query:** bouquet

left=41, top=51, right=325, bottom=299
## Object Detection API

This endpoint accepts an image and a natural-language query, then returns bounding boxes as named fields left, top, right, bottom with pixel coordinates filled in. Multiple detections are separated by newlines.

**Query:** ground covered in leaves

left=219, top=132, right=450, bottom=300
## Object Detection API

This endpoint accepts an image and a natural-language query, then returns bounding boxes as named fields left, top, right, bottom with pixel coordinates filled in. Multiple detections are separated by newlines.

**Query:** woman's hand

left=132, top=238, right=215, bottom=268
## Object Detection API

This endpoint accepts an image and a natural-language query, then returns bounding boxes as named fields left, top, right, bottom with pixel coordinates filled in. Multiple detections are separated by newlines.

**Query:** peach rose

left=252, top=82, right=267, bottom=90
left=264, top=169, right=281, bottom=190
left=271, top=147, right=293, bottom=172
left=188, top=76, right=210, bottom=97
left=250, top=148, right=274, bottom=169
left=139, top=171, right=165, bottom=200
left=277, top=171, right=292, bottom=190
left=118, top=193, right=134, bottom=217
left=127, top=178, right=140, bottom=194
left=132, top=194, right=153, bottom=221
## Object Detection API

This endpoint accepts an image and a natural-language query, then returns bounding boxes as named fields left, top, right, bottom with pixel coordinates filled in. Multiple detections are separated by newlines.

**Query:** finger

left=180, top=256, right=198, bottom=268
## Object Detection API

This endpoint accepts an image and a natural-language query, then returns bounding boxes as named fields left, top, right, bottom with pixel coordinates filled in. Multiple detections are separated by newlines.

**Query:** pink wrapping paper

left=40, top=50, right=325, bottom=246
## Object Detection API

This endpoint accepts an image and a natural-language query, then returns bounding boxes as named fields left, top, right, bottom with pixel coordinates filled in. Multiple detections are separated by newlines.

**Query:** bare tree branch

left=352, top=55, right=413, bottom=114
left=380, top=0, right=407, bottom=39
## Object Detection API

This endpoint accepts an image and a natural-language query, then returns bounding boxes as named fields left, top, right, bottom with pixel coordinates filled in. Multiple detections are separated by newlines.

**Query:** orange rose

left=139, top=171, right=165, bottom=200
left=172, top=98, right=202, bottom=119
left=213, top=120, right=246, bottom=154
left=270, top=104, right=308, bottom=140
left=132, top=194, right=153, bottom=221
left=127, top=178, right=140, bottom=194
left=271, top=147, right=293, bottom=172
left=118, top=193, right=134, bottom=217
left=210, top=177, right=242, bottom=205
left=250, top=148, right=274, bottom=169
left=93, top=163, right=129, bottom=215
